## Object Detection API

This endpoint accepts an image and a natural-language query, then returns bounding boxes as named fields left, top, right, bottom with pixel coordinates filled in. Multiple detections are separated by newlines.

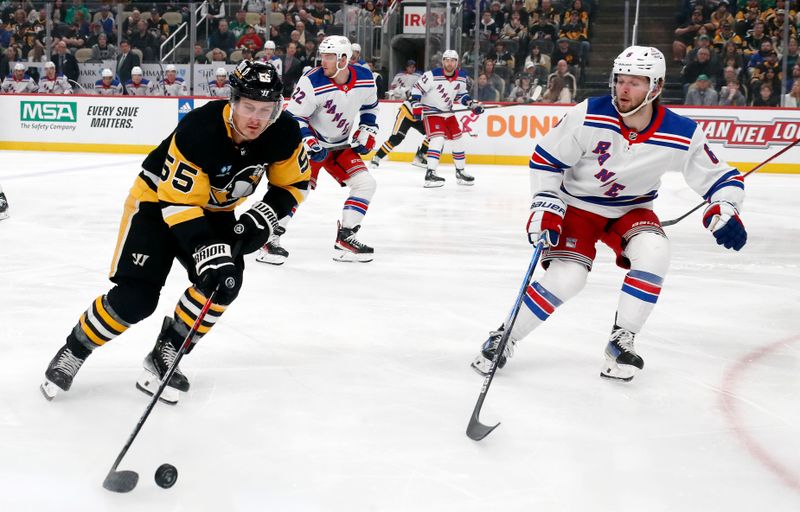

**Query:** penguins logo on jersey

left=210, top=164, right=266, bottom=205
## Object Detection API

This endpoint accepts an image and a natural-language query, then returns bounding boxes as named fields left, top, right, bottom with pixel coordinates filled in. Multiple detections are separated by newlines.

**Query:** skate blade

left=411, top=159, right=427, bottom=169
left=600, top=359, right=638, bottom=382
left=332, top=248, right=374, bottom=263
left=456, top=178, right=475, bottom=186
left=424, top=180, right=445, bottom=188
left=255, top=252, right=287, bottom=265
left=136, top=371, right=180, bottom=404
left=40, top=379, right=60, bottom=401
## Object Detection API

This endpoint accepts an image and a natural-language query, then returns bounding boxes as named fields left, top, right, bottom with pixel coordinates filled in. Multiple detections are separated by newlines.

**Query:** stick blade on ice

left=102, top=470, right=139, bottom=493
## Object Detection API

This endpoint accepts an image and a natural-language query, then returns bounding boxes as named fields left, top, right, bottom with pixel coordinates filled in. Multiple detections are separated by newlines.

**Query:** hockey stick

left=103, top=242, right=242, bottom=492
left=422, top=103, right=531, bottom=117
left=466, top=237, right=546, bottom=441
left=662, top=136, right=800, bottom=227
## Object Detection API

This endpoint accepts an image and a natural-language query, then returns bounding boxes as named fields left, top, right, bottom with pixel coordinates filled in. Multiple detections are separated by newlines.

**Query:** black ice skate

left=41, top=344, right=88, bottom=400
left=411, top=150, right=427, bottom=169
left=333, top=221, right=374, bottom=262
left=424, top=169, right=445, bottom=188
left=0, top=191, right=9, bottom=220
left=136, top=317, right=191, bottom=404
left=600, top=327, right=644, bottom=382
left=455, top=169, right=475, bottom=186
left=255, top=227, right=289, bottom=265
left=471, top=326, right=517, bottom=376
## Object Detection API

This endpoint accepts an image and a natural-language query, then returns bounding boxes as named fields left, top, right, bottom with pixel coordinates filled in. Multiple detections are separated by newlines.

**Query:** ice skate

left=455, top=168, right=475, bottom=186
left=411, top=151, right=427, bottom=169
left=41, top=343, right=88, bottom=400
left=333, top=221, right=374, bottom=262
left=471, top=326, right=516, bottom=376
left=136, top=317, right=190, bottom=404
left=600, top=327, right=644, bottom=382
left=424, top=169, right=445, bottom=188
left=0, top=191, right=9, bottom=220
left=369, top=155, right=381, bottom=170
left=255, top=228, right=289, bottom=265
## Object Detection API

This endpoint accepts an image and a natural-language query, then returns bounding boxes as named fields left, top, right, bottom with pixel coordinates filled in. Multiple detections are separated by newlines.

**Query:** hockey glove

left=193, top=242, right=241, bottom=303
left=702, top=201, right=747, bottom=251
left=411, top=103, right=423, bottom=121
left=233, top=201, right=279, bottom=254
left=526, top=192, right=567, bottom=247
left=303, top=136, right=328, bottom=162
left=351, top=125, right=378, bottom=154
left=467, top=100, right=485, bottom=115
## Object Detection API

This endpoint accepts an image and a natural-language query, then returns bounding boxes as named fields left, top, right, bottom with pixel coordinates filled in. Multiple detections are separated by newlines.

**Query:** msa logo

left=20, top=101, right=77, bottom=122
left=132, top=253, right=150, bottom=266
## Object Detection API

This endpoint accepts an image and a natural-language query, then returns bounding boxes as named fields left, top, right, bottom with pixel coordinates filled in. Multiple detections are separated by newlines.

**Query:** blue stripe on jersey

left=586, top=96, right=618, bottom=117
left=703, top=169, right=745, bottom=200
left=644, top=139, right=689, bottom=151
left=658, top=107, right=697, bottom=139
left=530, top=163, right=564, bottom=172
left=360, top=100, right=379, bottom=110
left=561, top=185, right=658, bottom=206
left=359, top=113, right=377, bottom=126
left=584, top=121, right=622, bottom=134
left=535, top=145, right=570, bottom=169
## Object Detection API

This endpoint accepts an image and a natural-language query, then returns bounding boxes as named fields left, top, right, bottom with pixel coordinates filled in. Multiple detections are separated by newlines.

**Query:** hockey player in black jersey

left=41, top=61, right=311, bottom=403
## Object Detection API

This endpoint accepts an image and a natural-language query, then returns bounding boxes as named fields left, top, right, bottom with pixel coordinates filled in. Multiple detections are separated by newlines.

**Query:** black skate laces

left=55, top=349, right=85, bottom=376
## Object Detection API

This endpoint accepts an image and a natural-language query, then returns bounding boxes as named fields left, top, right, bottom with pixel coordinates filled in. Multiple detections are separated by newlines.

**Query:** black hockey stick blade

left=102, top=470, right=139, bottom=493
left=466, top=401, right=500, bottom=441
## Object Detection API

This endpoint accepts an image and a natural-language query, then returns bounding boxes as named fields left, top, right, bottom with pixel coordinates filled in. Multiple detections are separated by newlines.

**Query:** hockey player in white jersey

left=94, top=68, right=123, bottom=95
left=411, top=50, right=484, bottom=188
left=208, top=67, right=232, bottom=98
left=471, top=46, right=747, bottom=382
left=37, top=61, right=72, bottom=94
left=256, top=35, right=379, bottom=264
left=1, top=63, right=38, bottom=94
left=125, top=66, right=156, bottom=96
left=260, top=40, right=282, bottom=77
left=158, top=64, right=189, bottom=96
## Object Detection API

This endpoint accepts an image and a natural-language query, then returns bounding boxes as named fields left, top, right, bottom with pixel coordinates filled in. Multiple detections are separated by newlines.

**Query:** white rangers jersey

left=388, top=71, right=421, bottom=99
left=38, top=74, right=72, bottom=94
left=260, top=55, right=282, bottom=77
left=158, top=77, right=188, bottom=96
left=286, top=65, right=379, bottom=148
left=411, top=67, right=471, bottom=115
left=208, top=79, right=231, bottom=98
left=94, top=79, right=123, bottom=95
left=530, top=96, right=745, bottom=218
left=125, top=78, right=156, bottom=96
left=1, top=74, right=38, bottom=94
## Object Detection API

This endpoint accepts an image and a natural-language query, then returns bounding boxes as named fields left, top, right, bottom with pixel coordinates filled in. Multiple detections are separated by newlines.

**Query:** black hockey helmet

left=229, top=60, right=283, bottom=102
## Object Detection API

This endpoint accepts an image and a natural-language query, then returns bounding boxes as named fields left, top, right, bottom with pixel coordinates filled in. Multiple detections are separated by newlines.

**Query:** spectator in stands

left=64, top=0, right=89, bottom=26
left=61, top=10, right=89, bottom=50
left=97, top=5, right=115, bottom=36
left=147, top=8, right=169, bottom=43
left=210, top=47, right=227, bottom=63
left=122, top=9, right=142, bottom=39
left=552, top=37, right=581, bottom=68
left=529, top=12, right=557, bottom=42
left=242, top=0, right=268, bottom=13
left=229, top=10, right=249, bottom=40
left=201, top=0, right=227, bottom=34
left=719, top=40, right=746, bottom=73
left=480, top=11, right=499, bottom=43
left=547, top=59, right=577, bottom=97
left=1, top=62, right=38, bottom=93
left=94, top=68, right=123, bottom=95
left=238, top=25, right=264, bottom=52
left=524, top=44, right=551, bottom=81
left=735, top=5, right=759, bottom=38
left=501, top=11, right=526, bottom=42
left=482, top=58, right=507, bottom=97
left=303, top=40, right=317, bottom=66
left=282, top=41, right=304, bottom=96
left=707, top=0, right=735, bottom=32
left=84, top=22, right=104, bottom=49
left=747, top=40, right=774, bottom=74
left=744, top=21, right=768, bottom=57
left=685, top=74, right=718, bottom=105
left=765, top=9, right=797, bottom=43
left=0, top=47, right=18, bottom=78
left=193, top=43, right=210, bottom=64
left=713, top=21, right=744, bottom=52
left=53, top=40, right=79, bottom=83
left=507, top=73, right=539, bottom=102
left=783, top=37, right=799, bottom=71
left=510, top=0, right=530, bottom=27
left=786, top=63, right=800, bottom=92
left=719, top=77, right=746, bottom=105
left=536, top=0, right=562, bottom=29
left=0, top=19, right=12, bottom=49
left=209, top=19, right=237, bottom=57
left=38, top=61, right=72, bottom=94
left=751, top=63, right=781, bottom=99
left=115, top=40, right=140, bottom=92
left=476, top=72, right=499, bottom=101
left=91, top=32, right=117, bottom=61
left=488, top=41, right=515, bottom=69
left=541, top=74, right=571, bottom=103
left=683, top=47, right=720, bottom=91
left=130, top=20, right=157, bottom=62
left=296, top=21, right=312, bottom=46
left=686, top=33, right=715, bottom=64
left=310, top=0, right=333, bottom=32
left=672, top=8, right=703, bottom=62
left=752, top=82, right=779, bottom=106
left=489, top=1, right=506, bottom=27
left=19, top=30, right=44, bottom=62
left=560, top=10, right=590, bottom=66
left=784, top=80, right=800, bottom=107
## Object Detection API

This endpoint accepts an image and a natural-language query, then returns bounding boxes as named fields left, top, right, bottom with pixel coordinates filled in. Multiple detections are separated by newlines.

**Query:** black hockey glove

left=233, top=201, right=279, bottom=255
left=193, top=242, right=241, bottom=303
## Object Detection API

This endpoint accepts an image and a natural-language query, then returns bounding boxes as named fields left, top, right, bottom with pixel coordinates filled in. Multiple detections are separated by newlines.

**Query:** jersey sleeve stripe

left=703, top=169, right=745, bottom=200
left=533, top=145, right=570, bottom=169
left=561, top=185, right=659, bottom=206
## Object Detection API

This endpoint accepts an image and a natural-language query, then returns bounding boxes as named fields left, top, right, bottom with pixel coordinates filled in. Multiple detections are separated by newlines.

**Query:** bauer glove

left=526, top=192, right=566, bottom=247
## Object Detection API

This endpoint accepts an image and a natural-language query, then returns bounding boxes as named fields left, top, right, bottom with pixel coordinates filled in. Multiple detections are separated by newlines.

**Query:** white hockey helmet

left=13, top=62, right=25, bottom=71
left=264, top=40, right=276, bottom=50
left=610, top=45, right=665, bottom=117
left=319, top=35, right=352, bottom=62
left=131, top=66, right=143, bottom=76
left=442, top=49, right=459, bottom=61
left=165, top=64, right=177, bottom=72
left=215, top=67, right=227, bottom=77
left=351, top=43, right=361, bottom=53
left=44, top=61, right=55, bottom=69
left=101, top=68, right=113, bottom=78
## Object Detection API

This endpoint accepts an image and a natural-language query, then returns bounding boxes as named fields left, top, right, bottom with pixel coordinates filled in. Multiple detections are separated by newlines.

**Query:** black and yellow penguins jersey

left=137, top=99, right=310, bottom=253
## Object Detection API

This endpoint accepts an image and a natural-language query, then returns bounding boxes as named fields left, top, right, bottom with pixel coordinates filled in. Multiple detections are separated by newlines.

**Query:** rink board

left=0, top=94, right=797, bottom=173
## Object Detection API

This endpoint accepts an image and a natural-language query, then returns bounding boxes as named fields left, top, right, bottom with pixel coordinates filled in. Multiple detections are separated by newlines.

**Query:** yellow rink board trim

left=1, top=142, right=797, bottom=174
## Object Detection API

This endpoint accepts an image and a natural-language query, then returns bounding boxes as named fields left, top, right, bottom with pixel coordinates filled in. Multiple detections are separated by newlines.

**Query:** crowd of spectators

left=674, top=0, right=800, bottom=106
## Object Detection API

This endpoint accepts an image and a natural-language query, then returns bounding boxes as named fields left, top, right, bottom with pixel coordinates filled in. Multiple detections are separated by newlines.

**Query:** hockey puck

left=154, top=463, right=178, bottom=489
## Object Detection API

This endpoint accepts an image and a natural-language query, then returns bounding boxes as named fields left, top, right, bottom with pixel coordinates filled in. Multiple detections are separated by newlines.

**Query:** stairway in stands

left=580, top=0, right=684, bottom=104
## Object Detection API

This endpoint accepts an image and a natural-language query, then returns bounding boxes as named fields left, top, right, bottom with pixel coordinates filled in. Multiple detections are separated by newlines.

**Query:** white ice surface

left=0, top=151, right=799, bottom=512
